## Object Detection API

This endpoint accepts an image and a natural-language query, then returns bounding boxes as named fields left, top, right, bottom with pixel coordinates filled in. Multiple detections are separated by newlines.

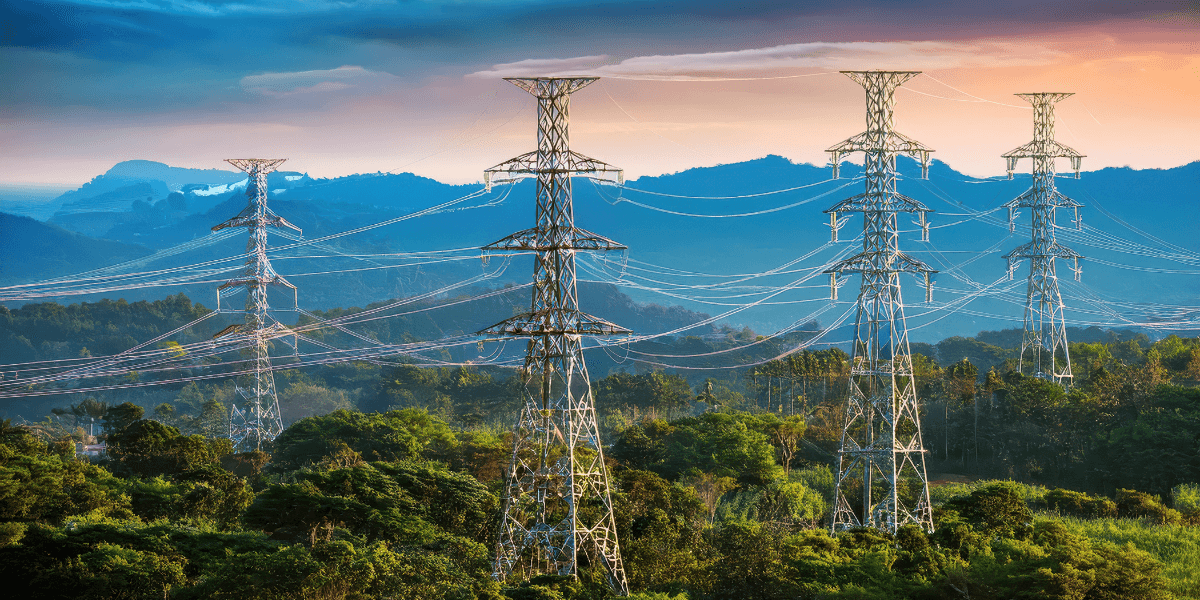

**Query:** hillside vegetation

left=2, top=296, right=1199, bottom=598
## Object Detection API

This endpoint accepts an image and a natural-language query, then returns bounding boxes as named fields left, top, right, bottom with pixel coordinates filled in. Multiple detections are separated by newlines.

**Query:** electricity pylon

left=1002, top=93, right=1084, bottom=385
left=481, top=77, right=629, bottom=594
left=824, top=71, right=936, bottom=535
left=212, top=158, right=299, bottom=451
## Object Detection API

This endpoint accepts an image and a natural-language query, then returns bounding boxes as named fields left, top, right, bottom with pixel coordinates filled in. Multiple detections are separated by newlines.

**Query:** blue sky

left=2, top=0, right=1198, bottom=184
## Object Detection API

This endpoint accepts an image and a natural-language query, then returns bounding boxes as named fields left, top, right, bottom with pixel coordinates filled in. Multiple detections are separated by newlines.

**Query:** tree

left=196, top=398, right=227, bottom=438
left=708, top=521, right=799, bottom=600
left=106, top=419, right=234, bottom=478
left=753, top=480, right=827, bottom=532
left=271, top=408, right=459, bottom=472
left=683, top=471, right=737, bottom=524
left=102, top=402, right=145, bottom=436
left=765, top=415, right=806, bottom=476
left=943, top=482, right=1033, bottom=539
left=613, top=412, right=781, bottom=486
left=0, top=420, right=133, bottom=523
left=594, top=371, right=693, bottom=417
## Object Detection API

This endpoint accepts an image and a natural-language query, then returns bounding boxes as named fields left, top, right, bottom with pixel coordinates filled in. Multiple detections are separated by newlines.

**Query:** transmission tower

left=824, top=71, right=936, bottom=535
left=212, top=158, right=299, bottom=451
left=481, top=77, right=629, bottom=594
left=1002, top=93, right=1084, bottom=385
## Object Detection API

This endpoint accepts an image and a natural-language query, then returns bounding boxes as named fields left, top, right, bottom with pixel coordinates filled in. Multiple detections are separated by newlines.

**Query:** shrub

left=1044, top=488, right=1118, bottom=519
left=1116, top=489, right=1182, bottom=525
left=943, top=482, right=1034, bottom=538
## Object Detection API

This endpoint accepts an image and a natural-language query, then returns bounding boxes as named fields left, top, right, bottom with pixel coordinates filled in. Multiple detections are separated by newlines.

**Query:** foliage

left=1116, top=489, right=1183, bottom=525
left=1045, top=488, right=1118, bottom=519
left=4, top=308, right=1200, bottom=598
left=714, top=479, right=827, bottom=532
left=372, top=364, right=523, bottom=424
left=270, top=408, right=459, bottom=471
left=941, top=481, right=1034, bottom=538
left=613, top=470, right=710, bottom=591
left=594, top=371, right=694, bottom=416
left=611, top=412, right=782, bottom=486
left=0, top=420, right=133, bottom=523
left=0, top=294, right=213, bottom=364
left=106, top=418, right=234, bottom=478
left=1057, top=515, right=1200, bottom=599
left=1174, top=483, right=1200, bottom=525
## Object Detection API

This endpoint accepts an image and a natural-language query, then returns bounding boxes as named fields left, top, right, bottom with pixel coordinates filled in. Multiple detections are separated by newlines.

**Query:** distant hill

left=0, top=213, right=149, bottom=282
left=2, top=156, right=1196, bottom=342
left=50, top=160, right=245, bottom=220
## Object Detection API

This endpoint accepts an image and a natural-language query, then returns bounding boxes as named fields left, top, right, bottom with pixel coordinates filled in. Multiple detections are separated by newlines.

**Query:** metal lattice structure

left=1002, top=93, right=1084, bottom=385
left=825, top=71, right=936, bottom=535
left=212, top=158, right=299, bottom=451
left=482, top=77, right=629, bottom=594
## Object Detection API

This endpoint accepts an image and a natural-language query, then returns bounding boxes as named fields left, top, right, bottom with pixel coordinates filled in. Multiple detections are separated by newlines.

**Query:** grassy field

left=1053, top=516, right=1200, bottom=600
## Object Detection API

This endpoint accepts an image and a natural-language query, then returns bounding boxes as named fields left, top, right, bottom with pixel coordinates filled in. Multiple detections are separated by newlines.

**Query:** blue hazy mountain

left=0, top=213, right=150, bottom=281
left=3, top=156, right=1196, bottom=343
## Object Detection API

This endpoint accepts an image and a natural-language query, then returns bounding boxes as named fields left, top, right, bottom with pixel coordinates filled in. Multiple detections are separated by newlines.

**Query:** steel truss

left=482, top=77, right=629, bottom=594
left=212, top=158, right=299, bottom=451
left=1002, top=93, right=1085, bottom=385
left=825, top=71, right=936, bottom=535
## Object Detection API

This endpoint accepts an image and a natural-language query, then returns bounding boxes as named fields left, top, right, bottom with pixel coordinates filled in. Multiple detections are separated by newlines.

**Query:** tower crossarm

left=1002, top=139, right=1084, bottom=160
left=1003, top=140, right=1084, bottom=177
left=226, top=158, right=286, bottom=173
left=484, top=150, right=623, bottom=191
left=1003, top=189, right=1083, bottom=210
left=826, top=130, right=934, bottom=156
left=1003, top=240, right=1082, bottom=262
left=478, top=310, right=631, bottom=337
left=827, top=131, right=935, bottom=179
left=482, top=226, right=627, bottom=252
left=826, top=250, right=937, bottom=276
left=212, top=209, right=301, bottom=233
left=506, top=76, right=598, bottom=97
left=216, top=274, right=297, bottom=292
left=212, top=321, right=295, bottom=340
left=824, top=191, right=932, bottom=214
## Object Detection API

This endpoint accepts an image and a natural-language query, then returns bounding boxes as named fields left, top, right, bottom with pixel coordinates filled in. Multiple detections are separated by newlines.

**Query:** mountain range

left=1, top=157, right=1196, bottom=344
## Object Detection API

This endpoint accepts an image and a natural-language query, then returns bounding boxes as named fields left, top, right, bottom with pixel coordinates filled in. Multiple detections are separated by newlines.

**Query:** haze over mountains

left=1, top=156, right=1196, bottom=343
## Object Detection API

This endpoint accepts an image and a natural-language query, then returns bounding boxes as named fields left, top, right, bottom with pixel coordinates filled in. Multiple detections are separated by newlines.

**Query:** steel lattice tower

left=212, top=158, right=300, bottom=451
left=1002, top=93, right=1084, bottom=385
left=481, top=77, right=629, bottom=594
left=825, top=71, right=936, bottom=535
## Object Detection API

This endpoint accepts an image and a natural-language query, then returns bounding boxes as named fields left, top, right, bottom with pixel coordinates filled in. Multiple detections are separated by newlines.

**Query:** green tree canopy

left=271, top=408, right=459, bottom=472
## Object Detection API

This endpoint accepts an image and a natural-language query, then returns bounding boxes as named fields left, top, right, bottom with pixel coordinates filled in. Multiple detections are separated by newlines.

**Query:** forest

left=2, top=295, right=1200, bottom=599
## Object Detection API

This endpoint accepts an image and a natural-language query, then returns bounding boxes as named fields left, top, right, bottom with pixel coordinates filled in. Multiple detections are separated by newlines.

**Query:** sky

left=1, top=0, right=1198, bottom=187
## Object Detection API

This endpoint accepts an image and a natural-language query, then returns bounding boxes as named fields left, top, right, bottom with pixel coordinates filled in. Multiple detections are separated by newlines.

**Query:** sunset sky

left=2, top=1, right=1198, bottom=186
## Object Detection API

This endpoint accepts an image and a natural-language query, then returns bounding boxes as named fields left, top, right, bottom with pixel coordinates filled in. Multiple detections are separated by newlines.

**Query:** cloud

left=465, top=55, right=613, bottom=79
left=47, top=0, right=388, bottom=16
left=240, top=65, right=396, bottom=97
left=470, top=40, right=1069, bottom=80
